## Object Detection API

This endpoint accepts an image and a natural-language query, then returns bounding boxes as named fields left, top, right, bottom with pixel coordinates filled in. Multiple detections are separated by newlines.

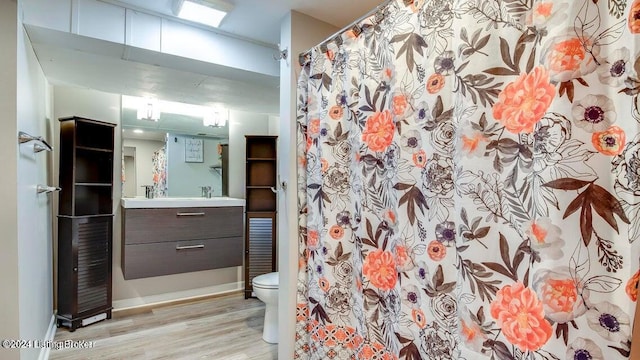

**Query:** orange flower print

left=492, top=66, right=556, bottom=134
left=363, top=249, right=397, bottom=291
left=395, top=245, right=413, bottom=272
left=307, top=230, right=319, bottom=250
left=320, top=158, right=329, bottom=173
left=490, top=282, right=553, bottom=352
left=329, top=105, right=344, bottom=120
left=392, top=93, right=409, bottom=117
left=458, top=129, right=489, bottom=157
left=381, top=68, right=394, bottom=84
left=362, top=110, right=395, bottom=152
left=329, top=225, right=344, bottom=240
left=541, top=33, right=599, bottom=82
left=629, top=0, right=640, bottom=34
left=533, top=268, right=587, bottom=323
left=526, top=1, right=568, bottom=28
left=592, top=126, right=626, bottom=156
left=413, top=150, right=427, bottom=168
left=383, top=209, right=399, bottom=230
left=306, top=135, right=313, bottom=151
left=318, top=277, right=330, bottom=292
left=524, top=217, right=564, bottom=260
left=460, top=318, right=485, bottom=352
left=426, top=73, right=445, bottom=94
left=308, top=118, right=321, bottom=137
left=412, top=309, right=427, bottom=328
left=320, top=158, right=329, bottom=172
left=427, top=240, right=446, bottom=261
left=626, top=270, right=640, bottom=301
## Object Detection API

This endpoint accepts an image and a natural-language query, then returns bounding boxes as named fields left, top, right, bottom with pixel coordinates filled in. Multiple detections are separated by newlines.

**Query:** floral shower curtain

left=295, top=0, right=640, bottom=359
left=152, top=146, right=167, bottom=197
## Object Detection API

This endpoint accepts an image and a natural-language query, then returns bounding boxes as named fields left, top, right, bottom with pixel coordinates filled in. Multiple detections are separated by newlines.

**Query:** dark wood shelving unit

left=244, top=135, right=277, bottom=298
left=57, top=116, right=116, bottom=331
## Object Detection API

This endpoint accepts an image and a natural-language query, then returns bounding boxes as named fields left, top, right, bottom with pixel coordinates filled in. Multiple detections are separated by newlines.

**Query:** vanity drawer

left=123, top=207, right=243, bottom=245
left=122, top=237, right=243, bottom=279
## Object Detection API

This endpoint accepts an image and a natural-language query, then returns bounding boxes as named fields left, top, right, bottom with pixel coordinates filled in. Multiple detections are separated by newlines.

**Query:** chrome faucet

left=201, top=186, right=212, bottom=198
left=142, top=185, right=154, bottom=199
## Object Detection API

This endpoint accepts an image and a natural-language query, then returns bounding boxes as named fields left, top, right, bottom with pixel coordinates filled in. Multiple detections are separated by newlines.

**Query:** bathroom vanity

left=121, top=197, right=245, bottom=279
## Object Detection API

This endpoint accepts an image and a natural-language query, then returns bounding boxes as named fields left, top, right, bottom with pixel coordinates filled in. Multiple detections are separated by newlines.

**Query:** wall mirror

left=120, top=95, right=229, bottom=199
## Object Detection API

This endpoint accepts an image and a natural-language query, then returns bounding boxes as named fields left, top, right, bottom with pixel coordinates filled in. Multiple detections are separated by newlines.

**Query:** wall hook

left=33, top=143, right=50, bottom=153
left=270, top=180, right=287, bottom=193
left=37, top=185, right=61, bottom=194
left=273, top=47, right=288, bottom=62
left=19, top=131, right=52, bottom=152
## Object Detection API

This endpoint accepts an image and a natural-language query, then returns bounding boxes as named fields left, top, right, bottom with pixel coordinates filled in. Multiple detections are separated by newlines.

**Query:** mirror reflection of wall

left=123, top=146, right=137, bottom=197
left=166, top=134, right=224, bottom=197
left=120, top=95, right=229, bottom=198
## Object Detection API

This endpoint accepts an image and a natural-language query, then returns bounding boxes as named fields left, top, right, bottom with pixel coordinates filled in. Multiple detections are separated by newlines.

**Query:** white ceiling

left=27, top=0, right=384, bottom=120
left=113, top=0, right=385, bottom=45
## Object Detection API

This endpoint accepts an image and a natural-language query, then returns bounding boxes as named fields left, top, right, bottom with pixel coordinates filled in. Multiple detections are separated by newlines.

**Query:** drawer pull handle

left=176, top=244, right=205, bottom=250
left=176, top=212, right=205, bottom=217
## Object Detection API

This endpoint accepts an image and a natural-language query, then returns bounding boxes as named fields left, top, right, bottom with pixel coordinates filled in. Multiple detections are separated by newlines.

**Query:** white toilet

left=252, top=272, right=279, bottom=343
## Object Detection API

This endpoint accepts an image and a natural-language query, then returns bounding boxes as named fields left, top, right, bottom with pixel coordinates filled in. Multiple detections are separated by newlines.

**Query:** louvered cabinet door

left=76, top=216, right=112, bottom=314
left=245, top=212, right=276, bottom=298
left=57, top=216, right=113, bottom=331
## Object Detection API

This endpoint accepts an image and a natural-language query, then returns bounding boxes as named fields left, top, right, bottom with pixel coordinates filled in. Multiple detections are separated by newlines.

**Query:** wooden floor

left=50, top=293, right=277, bottom=360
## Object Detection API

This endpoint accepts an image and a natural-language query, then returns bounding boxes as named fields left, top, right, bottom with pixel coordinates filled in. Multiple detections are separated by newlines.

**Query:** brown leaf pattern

left=295, top=0, right=640, bottom=359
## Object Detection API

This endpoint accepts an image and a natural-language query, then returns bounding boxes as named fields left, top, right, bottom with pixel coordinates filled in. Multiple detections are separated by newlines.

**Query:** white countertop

left=121, top=197, right=245, bottom=208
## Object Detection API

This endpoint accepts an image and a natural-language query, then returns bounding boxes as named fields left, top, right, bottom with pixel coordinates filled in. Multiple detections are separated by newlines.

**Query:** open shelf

left=76, top=148, right=113, bottom=184
left=247, top=161, right=276, bottom=187
left=73, top=119, right=115, bottom=151
left=246, top=137, right=277, bottom=158
left=244, top=136, right=277, bottom=299
left=246, top=188, right=276, bottom=212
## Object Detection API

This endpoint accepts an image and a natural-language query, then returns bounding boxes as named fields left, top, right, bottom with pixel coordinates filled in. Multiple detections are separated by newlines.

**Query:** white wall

left=166, top=135, right=223, bottom=197
left=0, top=2, right=22, bottom=359
left=123, top=138, right=165, bottom=197
left=278, top=11, right=338, bottom=359
left=0, top=1, right=57, bottom=359
left=16, top=9, right=55, bottom=360
left=268, top=115, right=280, bottom=136
left=228, top=110, right=272, bottom=199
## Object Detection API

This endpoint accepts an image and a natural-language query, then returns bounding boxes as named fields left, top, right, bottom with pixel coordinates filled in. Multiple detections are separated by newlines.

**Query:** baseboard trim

left=38, top=314, right=56, bottom=360
left=112, top=289, right=243, bottom=318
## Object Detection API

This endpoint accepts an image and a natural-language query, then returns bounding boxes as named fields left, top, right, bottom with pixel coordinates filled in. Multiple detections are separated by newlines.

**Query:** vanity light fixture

left=133, top=129, right=144, bottom=134
left=203, top=106, right=228, bottom=128
left=137, top=97, right=160, bottom=121
left=173, top=0, right=233, bottom=28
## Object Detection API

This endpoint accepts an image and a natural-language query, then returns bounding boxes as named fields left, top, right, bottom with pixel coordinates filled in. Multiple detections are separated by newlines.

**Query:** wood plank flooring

left=50, top=293, right=277, bottom=360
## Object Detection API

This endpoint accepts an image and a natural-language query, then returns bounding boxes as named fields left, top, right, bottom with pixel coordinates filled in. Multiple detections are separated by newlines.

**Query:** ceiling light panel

left=177, top=0, right=233, bottom=28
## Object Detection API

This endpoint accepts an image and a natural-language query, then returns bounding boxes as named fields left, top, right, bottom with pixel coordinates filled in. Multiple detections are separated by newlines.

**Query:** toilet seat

left=253, top=272, right=279, bottom=289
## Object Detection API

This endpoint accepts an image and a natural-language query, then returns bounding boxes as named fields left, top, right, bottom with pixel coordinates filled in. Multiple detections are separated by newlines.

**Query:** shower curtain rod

left=298, top=0, right=394, bottom=65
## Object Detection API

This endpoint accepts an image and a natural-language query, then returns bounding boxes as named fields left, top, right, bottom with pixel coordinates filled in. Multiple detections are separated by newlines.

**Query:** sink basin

left=121, top=197, right=245, bottom=208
